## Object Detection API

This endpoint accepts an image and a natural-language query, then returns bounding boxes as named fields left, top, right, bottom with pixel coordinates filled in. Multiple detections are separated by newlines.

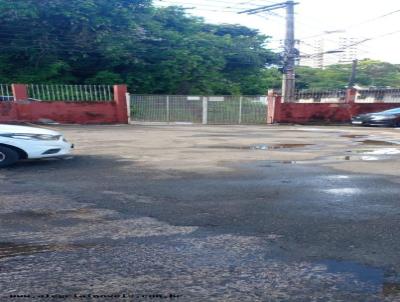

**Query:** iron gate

left=129, top=95, right=268, bottom=124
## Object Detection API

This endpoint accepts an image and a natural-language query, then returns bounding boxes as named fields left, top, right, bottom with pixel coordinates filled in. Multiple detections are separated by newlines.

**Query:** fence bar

left=202, top=97, right=208, bottom=125
left=19, top=84, right=113, bottom=102
left=166, top=95, right=170, bottom=123
left=0, top=84, right=13, bottom=101
left=238, top=96, right=243, bottom=124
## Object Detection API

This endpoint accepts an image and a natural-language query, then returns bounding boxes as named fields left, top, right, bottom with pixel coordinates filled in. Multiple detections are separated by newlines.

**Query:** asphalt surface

left=0, top=125, right=400, bottom=302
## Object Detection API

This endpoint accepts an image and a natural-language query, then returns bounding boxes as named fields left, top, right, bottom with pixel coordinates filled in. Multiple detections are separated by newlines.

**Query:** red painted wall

left=19, top=102, right=121, bottom=124
left=278, top=103, right=353, bottom=123
left=269, top=99, right=400, bottom=124
left=0, top=102, right=19, bottom=123
left=0, top=101, right=123, bottom=124
left=0, top=84, right=128, bottom=124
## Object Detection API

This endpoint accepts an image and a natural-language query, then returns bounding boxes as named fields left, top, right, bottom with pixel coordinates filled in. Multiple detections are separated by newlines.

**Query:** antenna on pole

left=239, top=1, right=299, bottom=102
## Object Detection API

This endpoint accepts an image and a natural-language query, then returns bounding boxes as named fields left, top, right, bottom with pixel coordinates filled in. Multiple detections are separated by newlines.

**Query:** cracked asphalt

left=0, top=124, right=400, bottom=301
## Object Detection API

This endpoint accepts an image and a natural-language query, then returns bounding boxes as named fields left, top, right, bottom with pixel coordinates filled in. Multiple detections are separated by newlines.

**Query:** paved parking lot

left=1, top=124, right=400, bottom=301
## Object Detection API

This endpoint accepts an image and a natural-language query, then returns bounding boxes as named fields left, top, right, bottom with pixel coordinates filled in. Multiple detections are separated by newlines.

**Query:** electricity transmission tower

left=239, top=1, right=299, bottom=102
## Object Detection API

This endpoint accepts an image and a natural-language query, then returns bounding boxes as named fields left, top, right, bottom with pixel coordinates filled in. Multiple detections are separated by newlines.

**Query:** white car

left=0, top=124, right=73, bottom=168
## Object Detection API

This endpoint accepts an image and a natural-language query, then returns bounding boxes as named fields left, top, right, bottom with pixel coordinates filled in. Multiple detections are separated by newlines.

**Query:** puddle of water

left=340, top=148, right=400, bottom=161
left=342, top=134, right=368, bottom=139
left=281, top=160, right=298, bottom=164
left=321, top=260, right=383, bottom=291
left=198, top=144, right=314, bottom=151
left=200, top=145, right=247, bottom=150
left=360, top=140, right=399, bottom=146
left=321, top=260, right=400, bottom=297
left=344, top=155, right=381, bottom=161
left=325, top=175, right=351, bottom=179
left=251, top=144, right=314, bottom=150
left=363, top=148, right=400, bottom=155
left=262, top=160, right=298, bottom=165
left=324, top=188, right=361, bottom=195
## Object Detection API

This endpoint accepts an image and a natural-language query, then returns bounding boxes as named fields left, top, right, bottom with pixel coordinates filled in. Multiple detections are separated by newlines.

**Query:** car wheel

left=0, top=146, right=19, bottom=168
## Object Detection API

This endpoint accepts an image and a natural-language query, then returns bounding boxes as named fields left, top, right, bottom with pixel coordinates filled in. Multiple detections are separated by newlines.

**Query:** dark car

left=352, top=107, right=400, bottom=127
left=0, top=96, right=14, bottom=101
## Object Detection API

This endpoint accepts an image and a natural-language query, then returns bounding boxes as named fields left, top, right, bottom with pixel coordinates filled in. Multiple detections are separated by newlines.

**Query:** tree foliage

left=0, top=0, right=278, bottom=94
left=295, top=59, right=400, bottom=90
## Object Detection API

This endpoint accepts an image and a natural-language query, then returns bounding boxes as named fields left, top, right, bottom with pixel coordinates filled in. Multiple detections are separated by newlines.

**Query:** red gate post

left=11, top=84, right=30, bottom=121
left=345, top=88, right=357, bottom=104
left=345, top=88, right=358, bottom=119
left=12, top=84, right=28, bottom=101
left=267, top=89, right=282, bottom=124
left=113, top=85, right=129, bottom=124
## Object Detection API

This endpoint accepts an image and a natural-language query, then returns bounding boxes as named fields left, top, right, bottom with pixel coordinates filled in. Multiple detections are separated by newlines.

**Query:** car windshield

left=380, top=108, right=400, bottom=115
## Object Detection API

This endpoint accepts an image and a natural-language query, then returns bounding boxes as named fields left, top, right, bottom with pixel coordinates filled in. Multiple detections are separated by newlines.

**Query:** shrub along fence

left=0, top=84, right=128, bottom=124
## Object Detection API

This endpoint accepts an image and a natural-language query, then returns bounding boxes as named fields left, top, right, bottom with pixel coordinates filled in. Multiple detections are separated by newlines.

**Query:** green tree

left=295, top=59, right=400, bottom=90
left=0, top=1, right=278, bottom=95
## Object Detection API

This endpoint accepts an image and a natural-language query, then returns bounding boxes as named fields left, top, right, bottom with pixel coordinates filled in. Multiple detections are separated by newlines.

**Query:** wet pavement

left=0, top=125, right=400, bottom=301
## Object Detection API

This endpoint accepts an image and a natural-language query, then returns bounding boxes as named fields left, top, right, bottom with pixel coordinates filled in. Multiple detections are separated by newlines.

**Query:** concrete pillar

left=12, top=84, right=28, bottom=101
left=113, top=85, right=129, bottom=124
left=267, top=90, right=282, bottom=124
left=126, top=92, right=131, bottom=124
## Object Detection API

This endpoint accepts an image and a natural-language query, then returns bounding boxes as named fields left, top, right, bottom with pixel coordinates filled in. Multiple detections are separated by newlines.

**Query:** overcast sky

left=155, top=0, right=400, bottom=64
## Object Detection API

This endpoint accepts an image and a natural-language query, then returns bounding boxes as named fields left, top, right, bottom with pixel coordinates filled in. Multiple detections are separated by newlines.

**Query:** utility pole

left=239, top=1, right=299, bottom=102
left=348, top=59, right=358, bottom=88
left=282, top=0, right=296, bottom=102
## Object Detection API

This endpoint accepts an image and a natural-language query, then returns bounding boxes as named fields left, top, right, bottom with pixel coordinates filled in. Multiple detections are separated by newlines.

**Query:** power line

left=238, top=2, right=290, bottom=15
left=304, top=29, right=400, bottom=58
left=347, top=8, right=400, bottom=30
left=298, top=8, right=400, bottom=41
left=155, top=0, right=255, bottom=11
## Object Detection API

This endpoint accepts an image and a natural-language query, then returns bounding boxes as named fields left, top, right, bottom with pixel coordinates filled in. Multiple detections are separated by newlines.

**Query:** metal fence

left=356, top=89, right=400, bottom=103
left=293, top=89, right=400, bottom=103
left=27, top=84, right=114, bottom=102
left=130, top=95, right=268, bottom=124
left=0, top=84, right=13, bottom=101
left=295, top=90, right=347, bottom=103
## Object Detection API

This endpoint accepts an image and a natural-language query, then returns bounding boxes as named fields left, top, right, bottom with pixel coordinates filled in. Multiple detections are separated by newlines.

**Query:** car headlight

left=0, top=133, right=61, bottom=141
